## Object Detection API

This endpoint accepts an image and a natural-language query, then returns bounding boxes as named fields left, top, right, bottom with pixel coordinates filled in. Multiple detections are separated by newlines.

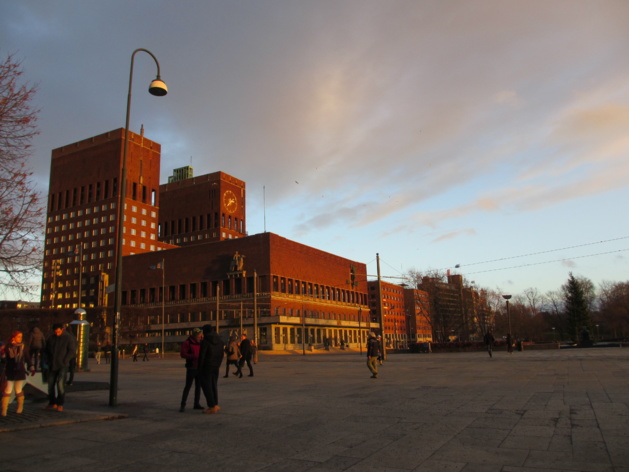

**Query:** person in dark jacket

left=27, top=326, right=46, bottom=371
left=484, top=330, right=495, bottom=358
left=238, top=333, right=254, bottom=377
left=366, top=332, right=380, bottom=379
left=2, top=331, right=35, bottom=416
left=179, top=328, right=203, bottom=412
left=198, top=325, right=224, bottom=414
left=44, top=323, right=76, bottom=412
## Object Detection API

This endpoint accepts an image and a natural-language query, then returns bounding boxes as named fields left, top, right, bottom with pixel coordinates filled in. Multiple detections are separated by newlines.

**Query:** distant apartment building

left=415, top=273, right=489, bottom=342
left=403, top=287, right=433, bottom=343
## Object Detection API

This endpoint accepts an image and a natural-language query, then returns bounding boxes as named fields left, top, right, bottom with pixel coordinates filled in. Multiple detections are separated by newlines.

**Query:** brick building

left=120, top=232, right=370, bottom=350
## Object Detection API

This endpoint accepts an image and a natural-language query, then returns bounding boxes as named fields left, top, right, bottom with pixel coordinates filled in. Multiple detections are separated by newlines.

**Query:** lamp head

left=502, top=294, right=512, bottom=300
left=149, top=77, right=168, bottom=96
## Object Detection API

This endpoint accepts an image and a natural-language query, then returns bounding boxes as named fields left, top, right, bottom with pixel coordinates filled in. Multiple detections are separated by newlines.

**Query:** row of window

left=47, top=203, right=116, bottom=223
left=271, top=276, right=366, bottom=305
left=160, top=213, right=244, bottom=237
left=48, top=179, right=158, bottom=211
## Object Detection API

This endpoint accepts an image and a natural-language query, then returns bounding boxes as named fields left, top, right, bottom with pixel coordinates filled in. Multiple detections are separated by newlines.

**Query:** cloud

left=432, top=229, right=476, bottom=243
left=494, top=90, right=524, bottom=108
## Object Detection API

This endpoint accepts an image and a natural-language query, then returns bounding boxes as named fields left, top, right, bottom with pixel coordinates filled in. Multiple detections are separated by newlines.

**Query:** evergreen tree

left=562, top=273, right=592, bottom=344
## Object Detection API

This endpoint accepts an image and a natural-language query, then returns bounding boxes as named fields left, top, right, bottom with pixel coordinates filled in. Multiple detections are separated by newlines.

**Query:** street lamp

left=502, top=294, right=512, bottom=335
left=149, top=259, right=166, bottom=358
left=502, top=294, right=513, bottom=353
left=110, top=48, right=167, bottom=407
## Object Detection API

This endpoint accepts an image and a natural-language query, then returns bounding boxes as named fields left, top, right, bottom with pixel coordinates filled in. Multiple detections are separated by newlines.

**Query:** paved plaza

left=1, top=348, right=629, bottom=471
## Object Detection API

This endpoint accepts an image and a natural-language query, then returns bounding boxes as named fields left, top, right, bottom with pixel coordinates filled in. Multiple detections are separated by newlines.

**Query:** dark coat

left=239, top=337, right=252, bottom=359
left=198, top=332, right=224, bottom=372
left=367, top=337, right=380, bottom=357
left=45, top=331, right=76, bottom=371
left=28, top=327, right=46, bottom=351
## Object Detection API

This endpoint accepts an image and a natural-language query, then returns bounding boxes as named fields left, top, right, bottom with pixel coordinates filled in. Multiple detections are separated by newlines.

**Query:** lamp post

left=215, top=284, right=220, bottom=331
left=253, top=270, right=258, bottom=350
left=358, top=306, right=363, bottom=355
left=301, top=304, right=306, bottom=356
left=110, top=48, right=167, bottom=407
left=376, top=253, right=386, bottom=360
left=502, top=294, right=512, bottom=339
left=149, top=258, right=166, bottom=358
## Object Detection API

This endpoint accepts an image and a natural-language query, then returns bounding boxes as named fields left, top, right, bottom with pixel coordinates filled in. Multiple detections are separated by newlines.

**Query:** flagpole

left=161, top=258, right=165, bottom=359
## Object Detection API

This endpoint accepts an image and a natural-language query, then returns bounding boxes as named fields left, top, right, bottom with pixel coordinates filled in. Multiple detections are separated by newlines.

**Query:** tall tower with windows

left=41, top=128, right=168, bottom=309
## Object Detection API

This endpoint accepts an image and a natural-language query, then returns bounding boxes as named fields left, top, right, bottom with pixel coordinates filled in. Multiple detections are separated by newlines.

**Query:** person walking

left=238, top=333, right=254, bottom=377
left=223, top=335, right=242, bottom=378
left=44, top=323, right=76, bottom=412
left=376, top=335, right=384, bottom=365
left=198, top=325, right=224, bottom=415
left=179, top=328, right=203, bottom=412
left=2, top=331, right=35, bottom=416
left=142, top=343, right=149, bottom=361
left=506, top=333, right=513, bottom=354
left=484, top=330, right=495, bottom=358
left=132, top=344, right=138, bottom=362
left=366, top=332, right=380, bottom=379
left=95, top=342, right=102, bottom=365
left=27, top=326, right=45, bottom=371
left=104, top=343, right=111, bottom=364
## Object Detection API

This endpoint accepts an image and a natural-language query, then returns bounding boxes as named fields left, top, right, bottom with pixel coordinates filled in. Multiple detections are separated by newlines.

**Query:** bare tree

left=0, top=54, right=43, bottom=295
left=598, top=280, right=629, bottom=340
left=523, top=287, right=545, bottom=315
left=544, top=290, right=566, bottom=340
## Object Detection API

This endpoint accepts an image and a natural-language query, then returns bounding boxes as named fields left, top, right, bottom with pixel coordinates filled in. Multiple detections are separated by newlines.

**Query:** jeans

left=48, top=367, right=68, bottom=406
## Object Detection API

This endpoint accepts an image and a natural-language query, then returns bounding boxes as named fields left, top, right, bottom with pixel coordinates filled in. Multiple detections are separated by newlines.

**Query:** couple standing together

left=179, top=326, right=253, bottom=414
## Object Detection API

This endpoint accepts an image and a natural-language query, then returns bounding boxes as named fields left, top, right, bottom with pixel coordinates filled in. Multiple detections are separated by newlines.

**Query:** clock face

left=223, top=190, right=237, bottom=213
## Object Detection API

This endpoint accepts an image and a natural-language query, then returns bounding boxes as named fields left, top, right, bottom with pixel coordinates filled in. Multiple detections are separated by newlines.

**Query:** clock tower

left=159, top=169, right=246, bottom=246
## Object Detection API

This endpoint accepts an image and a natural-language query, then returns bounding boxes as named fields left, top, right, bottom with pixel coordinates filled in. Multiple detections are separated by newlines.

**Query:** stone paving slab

left=1, top=348, right=628, bottom=471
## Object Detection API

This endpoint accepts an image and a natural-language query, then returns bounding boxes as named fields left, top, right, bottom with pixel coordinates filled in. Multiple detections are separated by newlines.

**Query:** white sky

left=2, top=0, right=629, bottom=299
